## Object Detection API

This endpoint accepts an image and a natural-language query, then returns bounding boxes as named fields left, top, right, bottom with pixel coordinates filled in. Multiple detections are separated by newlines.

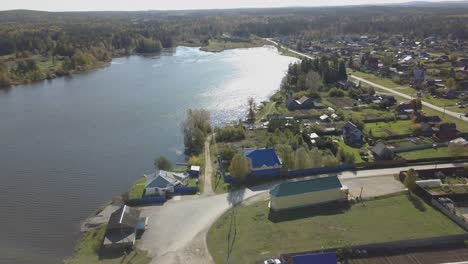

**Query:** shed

left=189, top=165, right=201, bottom=177
left=372, top=143, right=394, bottom=160
left=269, top=176, right=346, bottom=211
left=102, top=205, right=141, bottom=248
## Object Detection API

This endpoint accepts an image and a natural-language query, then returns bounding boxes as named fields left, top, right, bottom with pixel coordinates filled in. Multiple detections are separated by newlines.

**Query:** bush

left=329, top=88, right=345, bottom=97
left=215, top=126, right=245, bottom=142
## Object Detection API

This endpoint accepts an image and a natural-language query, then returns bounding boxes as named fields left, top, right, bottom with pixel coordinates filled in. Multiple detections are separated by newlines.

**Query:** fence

left=281, top=233, right=468, bottom=262
left=432, top=198, right=468, bottom=231
left=288, top=164, right=353, bottom=177
left=392, top=143, right=439, bottom=153
left=126, top=196, right=167, bottom=206
left=173, top=186, right=199, bottom=195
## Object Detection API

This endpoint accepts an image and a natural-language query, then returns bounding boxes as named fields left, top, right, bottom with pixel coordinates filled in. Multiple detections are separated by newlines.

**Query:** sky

left=0, top=0, right=461, bottom=11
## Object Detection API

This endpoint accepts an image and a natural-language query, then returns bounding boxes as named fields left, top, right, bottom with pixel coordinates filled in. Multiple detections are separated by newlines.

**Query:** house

left=372, top=143, right=394, bottom=160
left=144, top=170, right=189, bottom=196
left=269, top=176, right=347, bottom=212
left=342, top=121, right=364, bottom=146
left=319, top=114, right=330, bottom=122
left=290, top=252, right=337, bottom=264
left=244, top=148, right=282, bottom=172
left=434, top=123, right=458, bottom=142
left=189, top=166, right=200, bottom=177
left=102, top=205, right=142, bottom=249
left=413, top=67, right=425, bottom=83
left=286, top=96, right=315, bottom=110
left=420, top=122, right=434, bottom=137
left=337, top=81, right=357, bottom=90
left=395, top=102, right=416, bottom=115
left=413, top=112, right=441, bottom=125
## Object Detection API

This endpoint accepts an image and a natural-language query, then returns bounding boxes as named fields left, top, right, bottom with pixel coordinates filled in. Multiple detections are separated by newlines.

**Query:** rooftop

left=270, top=176, right=342, bottom=198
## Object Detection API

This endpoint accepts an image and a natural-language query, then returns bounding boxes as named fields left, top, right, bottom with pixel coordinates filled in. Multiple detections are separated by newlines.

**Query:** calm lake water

left=0, top=46, right=296, bottom=264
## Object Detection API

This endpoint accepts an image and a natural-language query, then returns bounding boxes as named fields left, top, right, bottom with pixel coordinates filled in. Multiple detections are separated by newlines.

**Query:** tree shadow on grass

left=268, top=201, right=350, bottom=223
left=227, top=187, right=246, bottom=206
left=407, top=194, right=427, bottom=212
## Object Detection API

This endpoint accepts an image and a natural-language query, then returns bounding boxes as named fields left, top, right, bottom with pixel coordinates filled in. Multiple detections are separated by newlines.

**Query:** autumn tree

left=404, top=169, right=418, bottom=193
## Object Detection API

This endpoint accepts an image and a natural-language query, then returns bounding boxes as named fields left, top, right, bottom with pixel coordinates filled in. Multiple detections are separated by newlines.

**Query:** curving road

left=138, top=162, right=465, bottom=264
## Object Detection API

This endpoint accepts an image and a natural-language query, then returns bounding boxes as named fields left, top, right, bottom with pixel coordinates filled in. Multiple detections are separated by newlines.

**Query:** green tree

left=294, top=147, right=311, bottom=169
left=136, top=37, right=163, bottom=53
left=446, top=78, right=456, bottom=89
left=338, top=61, right=347, bottom=81
left=154, top=156, right=172, bottom=170
left=276, top=144, right=294, bottom=176
left=182, top=109, right=212, bottom=155
left=228, top=153, right=251, bottom=180
left=247, top=97, right=256, bottom=122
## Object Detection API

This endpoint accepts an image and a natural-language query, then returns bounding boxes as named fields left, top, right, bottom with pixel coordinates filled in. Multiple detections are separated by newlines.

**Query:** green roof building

left=269, top=176, right=346, bottom=211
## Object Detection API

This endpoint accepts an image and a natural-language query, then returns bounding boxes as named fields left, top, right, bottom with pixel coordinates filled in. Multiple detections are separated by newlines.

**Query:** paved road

left=350, top=75, right=468, bottom=122
left=137, top=162, right=465, bottom=264
left=202, top=135, right=214, bottom=196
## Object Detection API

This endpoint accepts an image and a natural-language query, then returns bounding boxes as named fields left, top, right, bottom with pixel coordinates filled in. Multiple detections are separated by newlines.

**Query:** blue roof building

left=292, top=252, right=337, bottom=264
left=244, top=148, right=282, bottom=171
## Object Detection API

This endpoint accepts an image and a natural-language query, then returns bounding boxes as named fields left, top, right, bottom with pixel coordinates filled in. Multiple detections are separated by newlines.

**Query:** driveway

left=137, top=162, right=465, bottom=264
left=341, top=175, right=405, bottom=199
left=138, top=182, right=277, bottom=264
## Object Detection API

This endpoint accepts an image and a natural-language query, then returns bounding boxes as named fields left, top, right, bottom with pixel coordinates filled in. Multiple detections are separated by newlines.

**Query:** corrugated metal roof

left=270, top=176, right=342, bottom=197
left=293, top=252, right=337, bottom=264
left=244, top=148, right=281, bottom=169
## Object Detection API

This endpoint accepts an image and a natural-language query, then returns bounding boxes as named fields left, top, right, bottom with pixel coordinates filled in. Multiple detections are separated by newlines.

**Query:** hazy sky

left=0, top=0, right=458, bottom=11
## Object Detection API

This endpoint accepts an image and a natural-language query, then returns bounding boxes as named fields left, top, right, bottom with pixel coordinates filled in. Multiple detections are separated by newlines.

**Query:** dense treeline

left=0, top=5, right=468, bottom=87
left=281, top=57, right=347, bottom=96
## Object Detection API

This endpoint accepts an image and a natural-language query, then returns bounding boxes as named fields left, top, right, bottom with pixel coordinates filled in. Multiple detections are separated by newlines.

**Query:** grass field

left=365, top=120, right=414, bottom=137
left=128, top=177, right=146, bottom=199
left=207, top=195, right=464, bottom=264
left=65, top=225, right=151, bottom=264
left=200, top=37, right=270, bottom=52
left=343, top=108, right=394, bottom=121
left=350, top=70, right=401, bottom=88
left=397, top=146, right=450, bottom=160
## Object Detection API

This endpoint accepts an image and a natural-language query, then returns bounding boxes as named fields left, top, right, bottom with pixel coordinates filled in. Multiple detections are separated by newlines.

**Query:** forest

left=1, top=4, right=468, bottom=87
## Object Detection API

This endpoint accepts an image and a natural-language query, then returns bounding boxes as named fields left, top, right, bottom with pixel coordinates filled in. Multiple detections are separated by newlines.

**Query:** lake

left=0, top=46, right=296, bottom=263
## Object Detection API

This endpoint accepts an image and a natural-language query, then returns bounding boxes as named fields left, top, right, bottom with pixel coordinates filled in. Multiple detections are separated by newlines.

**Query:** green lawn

left=397, top=146, right=450, bottom=160
left=65, top=225, right=151, bottom=264
left=364, top=120, right=414, bottom=137
left=343, top=108, right=394, bottom=121
left=128, top=177, right=146, bottom=199
left=350, top=70, right=401, bottom=88
left=207, top=195, right=464, bottom=264
left=334, top=137, right=368, bottom=163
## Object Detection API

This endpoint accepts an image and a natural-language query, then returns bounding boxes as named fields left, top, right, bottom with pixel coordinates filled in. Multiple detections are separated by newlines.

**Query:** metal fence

left=126, top=196, right=167, bottom=206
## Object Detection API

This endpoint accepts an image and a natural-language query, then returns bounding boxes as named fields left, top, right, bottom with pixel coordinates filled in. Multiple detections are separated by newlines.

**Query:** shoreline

left=1, top=38, right=275, bottom=91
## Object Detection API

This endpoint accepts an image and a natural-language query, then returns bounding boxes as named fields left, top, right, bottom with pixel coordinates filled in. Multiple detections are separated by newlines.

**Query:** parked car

left=465, top=113, right=468, bottom=117
left=458, top=105, right=465, bottom=109
left=264, top=259, right=281, bottom=264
